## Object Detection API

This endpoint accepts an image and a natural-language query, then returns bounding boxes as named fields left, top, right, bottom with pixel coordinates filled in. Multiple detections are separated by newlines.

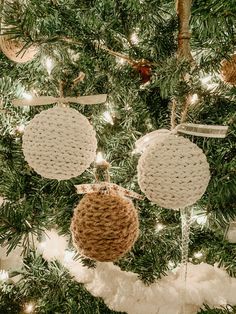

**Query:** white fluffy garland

left=37, top=230, right=236, bottom=314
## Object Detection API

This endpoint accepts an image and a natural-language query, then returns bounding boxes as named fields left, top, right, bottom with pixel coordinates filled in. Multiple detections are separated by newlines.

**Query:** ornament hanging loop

left=176, top=0, right=193, bottom=62
left=57, top=80, right=68, bottom=108
left=94, top=159, right=111, bottom=183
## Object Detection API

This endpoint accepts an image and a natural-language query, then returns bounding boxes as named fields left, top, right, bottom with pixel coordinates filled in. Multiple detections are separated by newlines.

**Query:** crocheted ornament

left=221, top=54, right=236, bottom=86
left=0, top=35, right=38, bottom=63
left=23, top=106, right=97, bottom=180
left=137, top=133, right=210, bottom=210
left=71, top=192, right=139, bottom=262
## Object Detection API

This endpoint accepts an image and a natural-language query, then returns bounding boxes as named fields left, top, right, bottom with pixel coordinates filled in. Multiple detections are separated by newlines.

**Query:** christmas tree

left=0, top=0, right=236, bottom=313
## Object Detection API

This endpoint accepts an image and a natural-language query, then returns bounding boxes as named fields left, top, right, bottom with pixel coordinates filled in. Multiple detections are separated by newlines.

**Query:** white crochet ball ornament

left=0, top=35, right=38, bottom=63
left=23, top=106, right=97, bottom=180
left=137, top=133, right=210, bottom=210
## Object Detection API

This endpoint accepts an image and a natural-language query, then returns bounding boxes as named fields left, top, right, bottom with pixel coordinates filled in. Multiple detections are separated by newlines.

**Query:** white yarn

left=63, top=259, right=236, bottom=314
left=37, top=230, right=236, bottom=314
left=37, top=229, right=69, bottom=262
left=0, top=35, right=38, bottom=63
left=23, top=106, right=97, bottom=180
left=137, top=134, right=210, bottom=209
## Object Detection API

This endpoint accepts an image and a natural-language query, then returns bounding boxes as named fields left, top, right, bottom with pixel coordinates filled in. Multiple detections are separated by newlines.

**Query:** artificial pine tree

left=0, top=0, right=236, bottom=313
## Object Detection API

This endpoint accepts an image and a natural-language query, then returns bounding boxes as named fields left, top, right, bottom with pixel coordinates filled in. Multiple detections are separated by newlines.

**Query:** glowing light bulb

left=196, top=214, right=207, bottom=225
left=16, top=124, right=25, bottom=133
left=200, top=74, right=219, bottom=90
left=190, top=94, right=199, bottom=105
left=155, top=222, right=165, bottom=232
left=22, top=92, right=33, bottom=100
left=130, top=32, right=139, bottom=45
left=116, top=57, right=126, bottom=66
left=96, top=152, right=105, bottom=164
left=24, top=302, right=35, bottom=313
left=0, top=270, right=9, bottom=282
left=44, top=57, right=54, bottom=75
left=103, top=111, right=114, bottom=125
left=194, top=251, right=203, bottom=259
left=200, top=75, right=212, bottom=85
left=168, top=261, right=175, bottom=269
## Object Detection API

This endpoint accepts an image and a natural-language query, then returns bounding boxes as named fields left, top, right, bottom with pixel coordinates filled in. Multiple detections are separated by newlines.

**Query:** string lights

left=0, top=270, right=9, bottom=282
left=103, top=111, right=114, bottom=125
left=95, top=152, right=106, bottom=165
left=22, top=92, right=33, bottom=100
left=130, top=31, right=139, bottom=45
left=42, top=57, right=54, bottom=75
left=194, top=251, right=203, bottom=259
left=23, top=302, right=35, bottom=313
left=155, top=222, right=165, bottom=232
left=189, top=93, right=199, bottom=105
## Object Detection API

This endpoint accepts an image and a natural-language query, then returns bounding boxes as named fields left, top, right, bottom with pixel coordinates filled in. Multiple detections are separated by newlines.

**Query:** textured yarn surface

left=0, top=35, right=38, bottom=63
left=71, top=192, right=139, bottom=262
left=221, top=54, right=236, bottom=86
left=137, top=134, right=210, bottom=210
left=23, top=106, right=97, bottom=180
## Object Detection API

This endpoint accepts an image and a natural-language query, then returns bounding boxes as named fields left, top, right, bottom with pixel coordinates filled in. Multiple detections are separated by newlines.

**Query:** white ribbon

left=12, top=94, right=107, bottom=107
left=135, top=123, right=229, bottom=153
left=75, top=182, right=144, bottom=200
left=175, top=123, right=229, bottom=138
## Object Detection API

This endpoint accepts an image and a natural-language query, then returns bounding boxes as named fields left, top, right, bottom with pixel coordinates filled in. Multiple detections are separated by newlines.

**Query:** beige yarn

left=23, top=106, right=97, bottom=180
left=71, top=192, right=139, bottom=262
left=0, top=35, right=38, bottom=63
left=221, top=54, right=236, bottom=86
left=137, top=134, right=210, bottom=210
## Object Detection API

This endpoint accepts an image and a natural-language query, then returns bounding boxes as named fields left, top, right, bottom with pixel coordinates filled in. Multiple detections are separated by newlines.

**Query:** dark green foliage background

left=0, top=0, right=235, bottom=313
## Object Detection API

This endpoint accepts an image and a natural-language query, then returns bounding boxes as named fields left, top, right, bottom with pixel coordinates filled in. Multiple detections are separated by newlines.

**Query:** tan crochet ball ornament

left=0, top=35, right=38, bottom=63
left=71, top=192, right=139, bottom=262
left=137, top=134, right=210, bottom=210
left=23, top=106, right=97, bottom=180
left=221, top=54, right=236, bottom=85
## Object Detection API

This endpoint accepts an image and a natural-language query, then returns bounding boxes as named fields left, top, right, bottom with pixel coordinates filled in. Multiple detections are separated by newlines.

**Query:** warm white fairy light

left=194, top=251, right=203, bottom=259
left=190, top=93, right=199, bottom=105
left=116, top=57, right=126, bottom=66
left=96, top=152, right=105, bottom=165
left=192, top=208, right=208, bottom=226
left=24, top=302, right=35, bottom=313
left=103, top=111, right=114, bottom=125
left=200, top=75, right=212, bottom=85
left=22, top=92, right=33, bottom=100
left=16, top=124, right=25, bottom=133
left=200, top=74, right=219, bottom=90
left=168, top=261, right=175, bottom=269
left=139, top=81, right=151, bottom=90
left=0, top=270, right=9, bottom=282
left=196, top=214, right=207, bottom=225
left=130, top=32, right=139, bottom=45
left=155, top=222, right=165, bottom=232
left=43, top=57, right=54, bottom=75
